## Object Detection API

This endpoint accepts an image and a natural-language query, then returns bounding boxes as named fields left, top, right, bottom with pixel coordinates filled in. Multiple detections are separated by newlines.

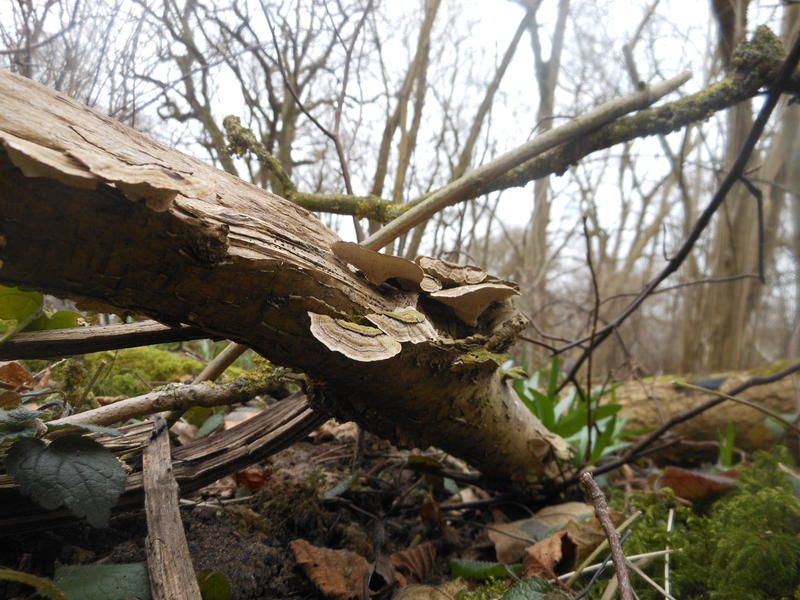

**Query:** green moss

left=455, top=577, right=509, bottom=600
left=593, top=449, right=800, bottom=599
left=455, top=348, right=509, bottom=367
left=86, top=347, right=203, bottom=397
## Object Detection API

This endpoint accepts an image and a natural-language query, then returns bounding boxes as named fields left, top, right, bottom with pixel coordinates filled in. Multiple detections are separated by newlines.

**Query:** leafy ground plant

left=510, top=357, right=630, bottom=464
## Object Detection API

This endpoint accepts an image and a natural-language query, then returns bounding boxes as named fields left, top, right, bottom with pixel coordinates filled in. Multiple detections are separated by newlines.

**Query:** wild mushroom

left=331, top=241, right=424, bottom=290
left=429, top=283, right=518, bottom=326
left=415, top=256, right=487, bottom=286
left=365, top=307, right=438, bottom=343
left=308, top=312, right=401, bottom=361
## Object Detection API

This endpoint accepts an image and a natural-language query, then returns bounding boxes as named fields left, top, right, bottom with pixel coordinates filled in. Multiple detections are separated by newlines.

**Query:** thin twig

left=583, top=216, right=602, bottom=461
left=556, top=35, right=800, bottom=390
left=674, top=380, right=800, bottom=434
left=579, top=472, right=636, bottom=600
left=362, top=71, right=691, bottom=250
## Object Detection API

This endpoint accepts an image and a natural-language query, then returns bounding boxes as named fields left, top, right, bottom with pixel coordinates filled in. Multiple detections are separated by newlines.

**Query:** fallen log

left=0, top=69, right=568, bottom=496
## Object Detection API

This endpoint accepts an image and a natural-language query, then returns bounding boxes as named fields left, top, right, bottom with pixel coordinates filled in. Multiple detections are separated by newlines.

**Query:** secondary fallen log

left=616, top=366, right=800, bottom=453
left=0, top=69, right=568, bottom=495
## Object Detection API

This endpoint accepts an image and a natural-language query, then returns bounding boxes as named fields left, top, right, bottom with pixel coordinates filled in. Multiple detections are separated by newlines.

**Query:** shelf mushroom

left=429, top=283, right=518, bottom=326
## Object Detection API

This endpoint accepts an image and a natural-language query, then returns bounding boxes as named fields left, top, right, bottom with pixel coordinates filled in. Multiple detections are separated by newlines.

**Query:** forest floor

left=2, top=393, right=799, bottom=599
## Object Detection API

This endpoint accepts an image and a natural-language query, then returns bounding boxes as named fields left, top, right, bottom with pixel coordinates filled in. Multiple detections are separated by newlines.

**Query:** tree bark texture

left=0, top=70, right=568, bottom=494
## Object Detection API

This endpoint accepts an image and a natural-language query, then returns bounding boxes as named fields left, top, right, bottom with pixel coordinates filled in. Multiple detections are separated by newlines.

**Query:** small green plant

left=509, top=357, right=630, bottom=464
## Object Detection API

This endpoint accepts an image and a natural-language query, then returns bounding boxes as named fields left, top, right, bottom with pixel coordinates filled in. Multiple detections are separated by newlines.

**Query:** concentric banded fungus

left=332, top=241, right=424, bottom=289
left=429, top=283, right=519, bottom=326
left=415, top=256, right=487, bottom=286
left=365, top=308, right=438, bottom=343
left=308, top=312, right=401, bottom=361
left=420, top=274, right=442, bottom=293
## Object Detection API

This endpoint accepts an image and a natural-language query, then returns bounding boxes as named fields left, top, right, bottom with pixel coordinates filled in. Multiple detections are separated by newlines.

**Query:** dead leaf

left=532, top=501, right=594, bottom=527
left=0, top=360, right=33, bottom=390
left=564, top=517, right=609, bottom=560
left=486, top=502, right=593, bottom=563
left=655, top=466, right=737, bottom=500
left=522, top=530, right=577, bottom=578
left=393, top=581, right=466, bottom=600
left=234, top=465, right=272, bottom=492
left=391, top=542, right=437, bottom=584
left=486, top=522, right=536, bottom=563
left=290, top=538, right=371, bottom=600
left=0, top=390, right=20, bottom=408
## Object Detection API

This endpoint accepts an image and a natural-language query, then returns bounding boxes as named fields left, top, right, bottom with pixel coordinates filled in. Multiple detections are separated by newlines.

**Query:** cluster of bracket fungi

left=308, top=241, right=519, bottom=362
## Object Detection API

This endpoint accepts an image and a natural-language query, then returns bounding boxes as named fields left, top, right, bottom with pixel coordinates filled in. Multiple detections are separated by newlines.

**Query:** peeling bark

left=0, top=69, right=568, bottom=494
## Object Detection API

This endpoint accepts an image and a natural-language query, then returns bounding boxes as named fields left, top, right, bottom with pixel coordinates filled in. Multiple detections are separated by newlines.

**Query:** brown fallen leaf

left=289, top=538, right=371, bottom=600
left=655, top=466, right=737, bottom=500
left=0, top=360, right=33, bottom=390
left=391, top=541, right=437, bottom=585
left=522, top=530, right=577, bottom=579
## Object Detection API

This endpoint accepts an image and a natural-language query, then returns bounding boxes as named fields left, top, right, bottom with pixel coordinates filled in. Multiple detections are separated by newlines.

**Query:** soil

left=0, top=425, right=494, bottom=600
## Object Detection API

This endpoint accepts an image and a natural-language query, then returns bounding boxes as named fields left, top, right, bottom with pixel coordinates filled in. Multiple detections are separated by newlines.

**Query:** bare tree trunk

left=0, top=70, right=569, bottom=495
left=684, top=0, right=796, bottom=370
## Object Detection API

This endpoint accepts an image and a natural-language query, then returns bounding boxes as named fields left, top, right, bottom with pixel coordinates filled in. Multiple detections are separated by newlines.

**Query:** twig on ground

left=579, top=472, right=636, bottom=600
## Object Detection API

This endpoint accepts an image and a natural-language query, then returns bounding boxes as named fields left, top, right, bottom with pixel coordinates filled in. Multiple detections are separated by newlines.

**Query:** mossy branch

left=482, top=26, right=793, bottom=196
left=224, top=27, right=797, bottom=229
left=223, top=115, right=405, bottom=222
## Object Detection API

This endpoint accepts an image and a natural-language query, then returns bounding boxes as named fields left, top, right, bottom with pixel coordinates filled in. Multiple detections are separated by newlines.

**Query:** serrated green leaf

left=450, top=559, right=522, bottom=580
left=7, top=435, right=126, bottom=527
left=54, top=563, right=150, bottom=600
left=0, top=286, right=42, bottom=321
left=197, top=570, right=232, bottom=600
left=501, top=576, right=559, bottom=600
left=26, top=310, right=82, bottom=332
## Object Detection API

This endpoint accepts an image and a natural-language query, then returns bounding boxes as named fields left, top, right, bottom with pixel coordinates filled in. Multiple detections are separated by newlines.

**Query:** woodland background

left=1, top=0, right=798, bottom=378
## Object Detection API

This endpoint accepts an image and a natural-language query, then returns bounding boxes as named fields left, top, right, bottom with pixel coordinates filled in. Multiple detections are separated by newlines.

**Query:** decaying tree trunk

left=0, top=70, right=570, bottom=495
left=616, top=367, right=800, bottom=453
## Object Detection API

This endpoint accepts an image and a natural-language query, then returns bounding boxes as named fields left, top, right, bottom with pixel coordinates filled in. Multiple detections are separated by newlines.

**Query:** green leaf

left=546, top=356, right=560, bottom=398
left=530, top=389, right=556, bottom=429
left=7, top=435, right=126, bottom=527
left=501, top=576, right=560, bottom=600
left=197, top=570, right=232, bottom=600
left=26, top=310, right=82, bottom=332
left=195, top=411, right=225, bottom=438
left=0, top=286, right=42, bottom=321
left=0, top=568, right=70, bottom=600
left=54, top=563, right=151, bottom=600
left=450, top=559, right=522, bottom=580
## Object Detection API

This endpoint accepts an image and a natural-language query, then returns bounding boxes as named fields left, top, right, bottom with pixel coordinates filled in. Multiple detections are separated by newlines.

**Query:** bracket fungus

left=365, top=308, right=438, bottom=343
left=429, top=283, right=519, bottom=326
left=331, top=241, right=424, bottom=289
left=415, top=256, right=487, bottom=286
left=308, top=312, right=401, bottom=361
